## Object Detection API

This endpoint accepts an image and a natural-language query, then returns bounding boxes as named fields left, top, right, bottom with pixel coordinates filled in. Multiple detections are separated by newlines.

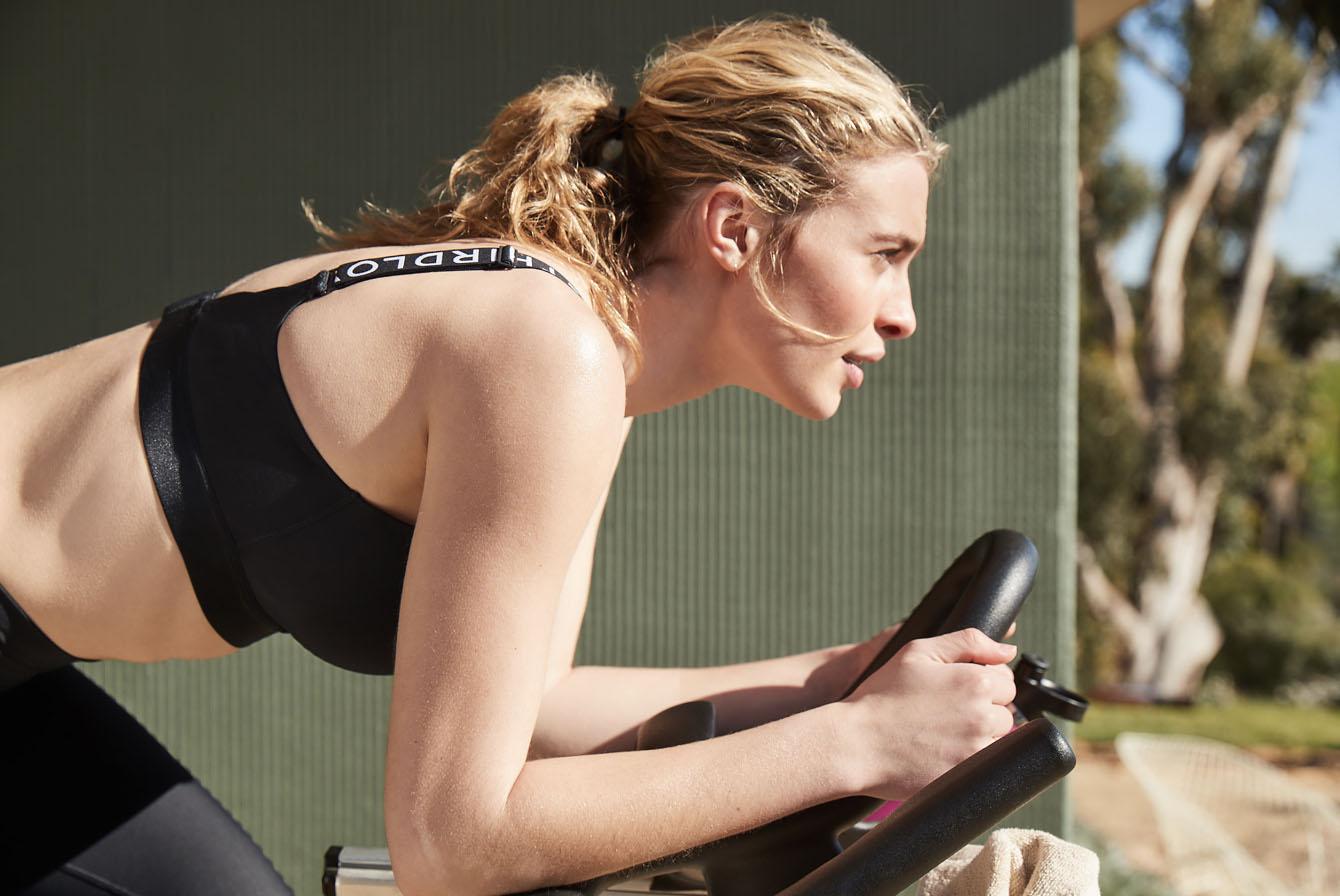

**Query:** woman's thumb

left=924, top=627, right=1017, bottom=664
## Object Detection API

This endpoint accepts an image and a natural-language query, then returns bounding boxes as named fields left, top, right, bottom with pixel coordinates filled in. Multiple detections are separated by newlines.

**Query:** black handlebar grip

left=690, top=530, right=1040, bottom=896
left=776, top=719, right=1076, bottom=896
left=507, top=530, right=1044, bottom=896
left=843, top=529, right=1037, bottom=700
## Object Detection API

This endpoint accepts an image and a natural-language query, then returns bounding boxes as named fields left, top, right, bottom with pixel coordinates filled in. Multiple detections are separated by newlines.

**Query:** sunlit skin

left=626, top=152, right=929, bottom=420
left=0, top=150, right=929, bottom=665
left=0, top=142, right=1021, bottom=895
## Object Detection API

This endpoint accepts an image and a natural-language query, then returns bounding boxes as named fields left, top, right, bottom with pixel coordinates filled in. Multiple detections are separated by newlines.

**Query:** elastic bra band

left=139, top=291, right=281, bottom=647
left=138, top=246, right=576, bottom=648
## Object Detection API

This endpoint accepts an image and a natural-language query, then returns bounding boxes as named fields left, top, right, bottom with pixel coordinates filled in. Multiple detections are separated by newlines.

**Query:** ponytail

left=306, top=73, right=641, bottom=365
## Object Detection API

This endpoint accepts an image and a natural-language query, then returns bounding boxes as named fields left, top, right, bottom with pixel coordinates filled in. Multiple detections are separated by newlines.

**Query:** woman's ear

left=700, top=182, right=765, bottom=274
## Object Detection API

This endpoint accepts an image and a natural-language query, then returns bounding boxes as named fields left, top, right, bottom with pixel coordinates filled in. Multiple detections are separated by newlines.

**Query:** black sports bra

left=138, top=245, right=578, bottom=674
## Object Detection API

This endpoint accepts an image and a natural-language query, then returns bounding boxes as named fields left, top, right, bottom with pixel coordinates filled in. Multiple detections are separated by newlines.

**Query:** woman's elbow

left=389, top=833, right=501, bottom=896
left=386, top=800, right=508, bottom=896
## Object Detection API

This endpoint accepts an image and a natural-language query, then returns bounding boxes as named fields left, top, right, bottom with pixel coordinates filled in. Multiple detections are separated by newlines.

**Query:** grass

left=1074, top=698, right=1340, bottom=750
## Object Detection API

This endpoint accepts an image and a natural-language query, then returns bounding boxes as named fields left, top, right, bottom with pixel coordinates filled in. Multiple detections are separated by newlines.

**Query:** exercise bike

left=325, top=530, right=1088, bottom=896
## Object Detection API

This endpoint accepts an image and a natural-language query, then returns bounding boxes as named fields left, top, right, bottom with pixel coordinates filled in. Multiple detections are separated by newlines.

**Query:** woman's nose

left=876, top=290, right=916, bottom=341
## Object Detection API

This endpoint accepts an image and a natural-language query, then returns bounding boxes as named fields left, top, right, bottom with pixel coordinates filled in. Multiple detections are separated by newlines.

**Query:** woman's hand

left=839, top=627, right=1018, bottom=802
left=805, top=623, right=904, bottom=704
left=808, top=620, right=1017, bottom=704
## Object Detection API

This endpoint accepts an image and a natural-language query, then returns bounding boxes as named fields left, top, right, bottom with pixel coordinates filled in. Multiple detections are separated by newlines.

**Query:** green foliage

left=1079, top=35, right=1154, bottom=245
left=1202, top=550, right=1340, bottom=691
left=1184, top=0, right=1305, bottom=130
left=1077, top=586, right=1130, bottom=690
left=1301, top=359, right=1340, bottom=603
left=1174, top=282, right=1242, bottom=468
left=1164, top=247, right=1315, bottom=480
left=1078, top=697, right=1340, bottom=748
left=1077, top=0, right=1339, bottom=694
left=1080, top=36, right=1124, bottom=171
left=1265, top=0, right=1340, bottom=51
left=1078, top=353, right=1148, bottom=582
left=1240, top=342, right=1312, bottom=473
left=1273, top=258, right=1340, bottom=356
left=1090, top=156, right=1155, bottom=243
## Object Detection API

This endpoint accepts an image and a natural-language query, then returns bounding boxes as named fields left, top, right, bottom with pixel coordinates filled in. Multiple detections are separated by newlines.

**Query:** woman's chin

left=745, top=373, right=844, bottom=421
left=776, top=387, right=842, bottom=421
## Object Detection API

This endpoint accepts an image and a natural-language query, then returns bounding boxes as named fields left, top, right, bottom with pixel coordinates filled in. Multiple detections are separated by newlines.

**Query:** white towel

left=916, top=828, right=1100, bottom=896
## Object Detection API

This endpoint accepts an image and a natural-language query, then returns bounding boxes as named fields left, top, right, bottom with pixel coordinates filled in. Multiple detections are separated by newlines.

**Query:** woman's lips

left=843, top=357, right=864, bottom=388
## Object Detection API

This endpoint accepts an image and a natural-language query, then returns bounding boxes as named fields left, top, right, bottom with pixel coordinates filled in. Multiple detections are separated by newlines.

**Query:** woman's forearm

left=446, top=700, right=866, bottom=895
left=532, top=647, right=839, bottom=757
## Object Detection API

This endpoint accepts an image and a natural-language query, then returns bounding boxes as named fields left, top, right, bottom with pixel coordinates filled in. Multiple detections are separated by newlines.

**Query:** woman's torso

left=0, top=240, right=600, bottom=664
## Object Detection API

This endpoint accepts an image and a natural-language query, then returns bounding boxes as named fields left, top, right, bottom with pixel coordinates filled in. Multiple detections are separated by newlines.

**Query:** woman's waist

left=0, top=531, right=239, bottom=663
left=0, top=327, right=240, bottom=661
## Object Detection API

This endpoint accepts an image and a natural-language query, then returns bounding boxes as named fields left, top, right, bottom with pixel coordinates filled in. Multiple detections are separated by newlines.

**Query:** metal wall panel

left=1, top=1, right=1076, bottom=891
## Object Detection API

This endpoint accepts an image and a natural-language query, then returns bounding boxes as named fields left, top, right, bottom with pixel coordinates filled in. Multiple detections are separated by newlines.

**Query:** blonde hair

left=307, top=15, right=946, bottom=366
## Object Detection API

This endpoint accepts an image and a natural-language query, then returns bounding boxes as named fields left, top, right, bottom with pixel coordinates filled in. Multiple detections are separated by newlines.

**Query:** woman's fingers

left=990, top=663, right=1017, bottom=705
left=914, top=628, right=1017, bottom=666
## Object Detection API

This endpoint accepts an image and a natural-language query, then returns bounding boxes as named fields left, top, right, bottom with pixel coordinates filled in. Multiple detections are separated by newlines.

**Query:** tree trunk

left=1078, top=454, right=1226, bottom=700
left=1118, top=99, right=1271, bottom=699
left=1222, top=46, right=1331, bottom=387
left=1077, top=33, right=1340, bottom=696
left=1123, top=46, right=1330, bottom=699
left=1129, top=455, right=1225, bottom=697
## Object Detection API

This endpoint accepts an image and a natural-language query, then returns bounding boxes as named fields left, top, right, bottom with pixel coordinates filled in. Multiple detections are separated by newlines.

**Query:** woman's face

left=730, top=153, right=928, bottom=419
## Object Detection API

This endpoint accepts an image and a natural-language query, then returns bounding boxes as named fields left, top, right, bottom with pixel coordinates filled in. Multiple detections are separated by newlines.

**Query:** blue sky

left=1110, top=15, right=1340, bottom=285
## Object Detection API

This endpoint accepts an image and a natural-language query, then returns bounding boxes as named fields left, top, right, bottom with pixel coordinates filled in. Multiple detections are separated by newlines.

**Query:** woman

left=0, top=16, right=1019, bottom=896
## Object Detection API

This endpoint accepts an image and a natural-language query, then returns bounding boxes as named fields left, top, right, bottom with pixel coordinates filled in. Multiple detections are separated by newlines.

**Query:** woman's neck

left=622, top=258, right=733, bottom=417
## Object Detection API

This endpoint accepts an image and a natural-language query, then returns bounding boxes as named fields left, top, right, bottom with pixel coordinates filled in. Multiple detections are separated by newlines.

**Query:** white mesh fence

left=1115, top=732, right=1340, bottom=896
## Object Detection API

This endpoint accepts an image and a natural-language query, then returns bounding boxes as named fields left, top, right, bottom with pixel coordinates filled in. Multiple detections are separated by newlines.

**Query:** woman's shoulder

left=409, top=242, right=614, bottom=358
left=230, top=237, right=625, bottom=415
left=368, top=241, right=628, bottom=418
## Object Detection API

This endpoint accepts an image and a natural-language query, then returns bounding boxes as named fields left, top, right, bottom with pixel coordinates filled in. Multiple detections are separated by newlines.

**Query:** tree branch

left=1115, top=29, right=1187, bottom=95
left=1078, top=176, right=1154, bottom=428
left=1145, top=94, right=1279, bottom=386
left=1222, top=40, right=1332, bottom=388
left=1075, top=534, right=1147, bottom=648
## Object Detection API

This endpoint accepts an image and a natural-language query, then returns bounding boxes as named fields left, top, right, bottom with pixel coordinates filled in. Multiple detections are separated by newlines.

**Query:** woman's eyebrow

left=871, top=231, right=925, bottom=250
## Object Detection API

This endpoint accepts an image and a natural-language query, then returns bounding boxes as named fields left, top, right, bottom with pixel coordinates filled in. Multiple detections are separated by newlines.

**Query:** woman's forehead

left=813, top=154, right=929, bottom=241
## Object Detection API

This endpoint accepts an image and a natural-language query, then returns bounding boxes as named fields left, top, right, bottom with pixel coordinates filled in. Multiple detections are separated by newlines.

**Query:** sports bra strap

left=316, top=245, right=580, bottom=297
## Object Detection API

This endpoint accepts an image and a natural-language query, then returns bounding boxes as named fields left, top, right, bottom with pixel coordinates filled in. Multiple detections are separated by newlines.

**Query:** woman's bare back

left=0, top=320, right=216, bottom=660
left=0, top=240, right=599, bottom=663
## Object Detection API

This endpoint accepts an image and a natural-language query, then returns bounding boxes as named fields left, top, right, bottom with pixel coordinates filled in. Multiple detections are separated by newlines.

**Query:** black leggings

left=1, top=590, right=292, bottom=895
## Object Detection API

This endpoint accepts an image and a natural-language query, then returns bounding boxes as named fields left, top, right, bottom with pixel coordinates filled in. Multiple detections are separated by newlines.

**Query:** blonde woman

left=0, top=16, right=1018, bottom=896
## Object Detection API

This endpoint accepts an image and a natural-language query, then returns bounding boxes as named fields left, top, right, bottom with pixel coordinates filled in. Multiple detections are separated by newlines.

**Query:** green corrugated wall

left=1, top=2, right=1077, bottom=892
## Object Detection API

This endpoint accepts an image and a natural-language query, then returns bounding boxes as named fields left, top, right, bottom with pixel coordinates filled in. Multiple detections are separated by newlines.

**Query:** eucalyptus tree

left=1077, top=0, right=1336, bottom=699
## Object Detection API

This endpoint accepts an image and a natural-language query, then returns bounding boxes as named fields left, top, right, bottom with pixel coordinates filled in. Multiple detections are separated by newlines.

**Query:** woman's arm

left=383, top=281, right=1015, bottom=896
left=383, top=292, right=868, bottom=896
left=533, top=617, right=1013, bottom=757
left=532, top=646, right=841, bottom=757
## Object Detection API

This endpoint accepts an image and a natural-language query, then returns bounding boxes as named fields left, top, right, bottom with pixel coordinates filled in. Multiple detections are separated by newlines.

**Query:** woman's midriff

left=0, top=322, right=239, bottom=662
